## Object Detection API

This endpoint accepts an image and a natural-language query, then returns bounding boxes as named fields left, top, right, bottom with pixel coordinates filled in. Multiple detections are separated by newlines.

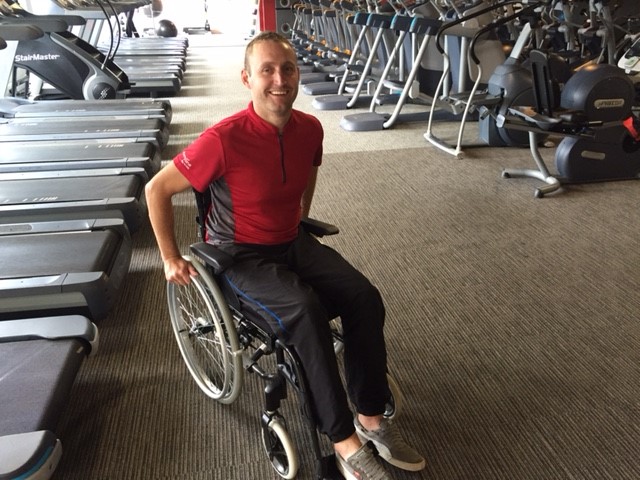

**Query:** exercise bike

left=498, top=49, right=639, bottom=197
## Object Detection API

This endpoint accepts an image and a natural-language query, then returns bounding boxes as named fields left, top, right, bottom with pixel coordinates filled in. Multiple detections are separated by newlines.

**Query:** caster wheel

left=262, top=415, right=299, bottom=479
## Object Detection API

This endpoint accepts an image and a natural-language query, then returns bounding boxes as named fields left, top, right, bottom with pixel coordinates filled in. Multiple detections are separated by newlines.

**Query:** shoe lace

left=350, top=448, right=389, bottom=480
left=378, top=420, right=405, bottom=450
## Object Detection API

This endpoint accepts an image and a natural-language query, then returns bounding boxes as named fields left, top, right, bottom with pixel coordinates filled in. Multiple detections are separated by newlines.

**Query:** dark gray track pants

left=220, top=229, right=389, bottom=443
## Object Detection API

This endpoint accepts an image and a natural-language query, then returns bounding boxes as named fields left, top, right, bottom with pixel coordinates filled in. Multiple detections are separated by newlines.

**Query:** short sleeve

left=173, top=128, right=226, bottom=192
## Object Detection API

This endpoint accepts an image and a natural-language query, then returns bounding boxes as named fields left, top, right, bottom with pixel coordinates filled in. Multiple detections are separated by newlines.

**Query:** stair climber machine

left=1, top=2, right=130, bottom=99
left=299, top=0, right=360, bottom=96
left=339, top=1, right=445, bottom=131
left=0, top=19, right=38, bottom=100
left=311, top=10, right=396, bottom=111
left=296, top=0, right=347, bottom=87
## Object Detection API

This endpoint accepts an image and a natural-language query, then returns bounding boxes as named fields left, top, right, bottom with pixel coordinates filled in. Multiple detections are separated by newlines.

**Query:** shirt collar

left=247, top=102, right=295, bottom=134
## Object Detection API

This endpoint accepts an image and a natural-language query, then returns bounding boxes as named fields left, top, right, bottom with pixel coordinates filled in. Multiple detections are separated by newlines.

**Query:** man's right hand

left=164, top=256, right=199, bottom=285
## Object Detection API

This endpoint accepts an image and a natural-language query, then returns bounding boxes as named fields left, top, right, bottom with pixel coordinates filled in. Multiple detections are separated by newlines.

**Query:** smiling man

left=242, top=33, right=300, bottom=129
left=145, top=31, right=425, bottom=480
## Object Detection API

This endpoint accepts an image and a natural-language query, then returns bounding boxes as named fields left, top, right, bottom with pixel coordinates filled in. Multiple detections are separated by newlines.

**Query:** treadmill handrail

left=0, top=315, right=98, bottom=354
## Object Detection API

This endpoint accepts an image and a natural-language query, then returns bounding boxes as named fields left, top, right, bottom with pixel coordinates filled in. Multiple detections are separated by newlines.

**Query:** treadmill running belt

left=0, top=175, right=142, bottom=203
left=1, top=140, right=157, bottom=164
left=0, top=230, right=119, bottom=279
left=0, top=338, right=87, bottom=435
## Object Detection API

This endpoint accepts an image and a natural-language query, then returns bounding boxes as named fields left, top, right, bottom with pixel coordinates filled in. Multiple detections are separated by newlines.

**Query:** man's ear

left=241, top=69, right=250, bottom=88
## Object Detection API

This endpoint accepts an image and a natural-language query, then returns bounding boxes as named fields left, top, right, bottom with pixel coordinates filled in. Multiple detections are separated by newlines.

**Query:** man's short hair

left=244, top=31, right=294, bottom=72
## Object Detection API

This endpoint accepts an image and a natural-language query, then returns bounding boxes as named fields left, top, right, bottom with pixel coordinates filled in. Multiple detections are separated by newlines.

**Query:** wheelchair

left=166, top=189, right=403, bottom=479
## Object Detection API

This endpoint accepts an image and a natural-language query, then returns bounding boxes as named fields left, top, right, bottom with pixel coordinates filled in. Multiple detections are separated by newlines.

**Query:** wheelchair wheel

left=261, top=414, right=299, bottom=479
left=384, top=373, right=403, bottom=420
left=167, top=256, right=243, bottom=404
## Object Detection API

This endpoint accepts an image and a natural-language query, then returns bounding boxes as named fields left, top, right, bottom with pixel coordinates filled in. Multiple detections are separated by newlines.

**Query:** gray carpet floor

left=52, top=33, right=640, bottom=480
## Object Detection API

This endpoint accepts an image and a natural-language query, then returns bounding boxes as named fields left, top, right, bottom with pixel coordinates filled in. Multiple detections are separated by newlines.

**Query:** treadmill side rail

left=0, top=315, right=99, bottom=355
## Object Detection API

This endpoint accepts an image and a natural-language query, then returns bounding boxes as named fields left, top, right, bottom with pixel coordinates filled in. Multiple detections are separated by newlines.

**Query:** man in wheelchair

left=146, top=31, right=425, bottom=479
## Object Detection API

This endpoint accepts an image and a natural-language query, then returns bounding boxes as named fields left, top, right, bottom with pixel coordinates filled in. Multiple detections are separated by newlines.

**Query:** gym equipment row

left=288, top=0, right=640, bottom=197
left=0, top=0, right=181, bottom=180
left=0, top=4, right=185, bottom=475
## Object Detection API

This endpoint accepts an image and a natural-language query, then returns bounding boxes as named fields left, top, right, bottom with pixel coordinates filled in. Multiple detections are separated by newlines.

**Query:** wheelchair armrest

left=190, top=242, right=234, bottom=275
left=189, top=219, right=338, bottom=274
left=300, top=217, right=339, bottom=237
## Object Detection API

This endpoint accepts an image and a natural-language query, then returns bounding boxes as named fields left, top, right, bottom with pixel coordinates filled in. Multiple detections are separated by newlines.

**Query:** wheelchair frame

left=166, top=188, right=401, bottom=479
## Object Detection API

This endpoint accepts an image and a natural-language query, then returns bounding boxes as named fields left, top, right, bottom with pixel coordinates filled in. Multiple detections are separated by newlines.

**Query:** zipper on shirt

left=278, top=133, right=286, bottom=183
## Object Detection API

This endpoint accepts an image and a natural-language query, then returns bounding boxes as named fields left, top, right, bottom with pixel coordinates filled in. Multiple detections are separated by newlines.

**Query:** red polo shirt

left=174, top=102, right=323, bottom=245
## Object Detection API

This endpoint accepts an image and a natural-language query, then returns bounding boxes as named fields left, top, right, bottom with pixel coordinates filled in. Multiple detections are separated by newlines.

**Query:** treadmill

left=102, top=45, right=185, bottom=96
left=126, top=72, right=182, bottom=97
left=110, top=53, right=186, bottom=72
left=101, top=21, right=187, bottom=96
left=0, top=165, right=149, bottom=182
left=117, top=62, right=184, bottom=82
left=0, top=216, right=132, bottom=321
left=64, top=4, right=188, bottom=97
left=0, top=20, right=169, bottom=148
left=0, top=116, right=169, bottom=149
left=0, top=315, right=98, bottom=479
left=0, top=97, right=173, bottom=125
left=0, top=23, right=174, bottom=123
left=2, top=11, right=131, bottom=101
left=0, top=168, right=148, bottom=233
left=0, top=139, right=161, bottom=177
left=105, top=43, right=186, bottom=57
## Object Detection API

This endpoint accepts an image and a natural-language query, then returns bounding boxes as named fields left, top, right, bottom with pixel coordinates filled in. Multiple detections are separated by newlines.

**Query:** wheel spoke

left=166, top=256, right=243, bottom=403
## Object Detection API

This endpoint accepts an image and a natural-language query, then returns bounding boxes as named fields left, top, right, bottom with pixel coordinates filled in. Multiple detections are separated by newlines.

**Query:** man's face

left=241, top=40, right=300, bottom=127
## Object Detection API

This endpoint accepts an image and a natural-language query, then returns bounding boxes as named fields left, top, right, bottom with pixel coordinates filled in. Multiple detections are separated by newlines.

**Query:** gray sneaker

left=355, top=417, right=426, bottom=471
left=336, top=443, right=391, bottom=480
